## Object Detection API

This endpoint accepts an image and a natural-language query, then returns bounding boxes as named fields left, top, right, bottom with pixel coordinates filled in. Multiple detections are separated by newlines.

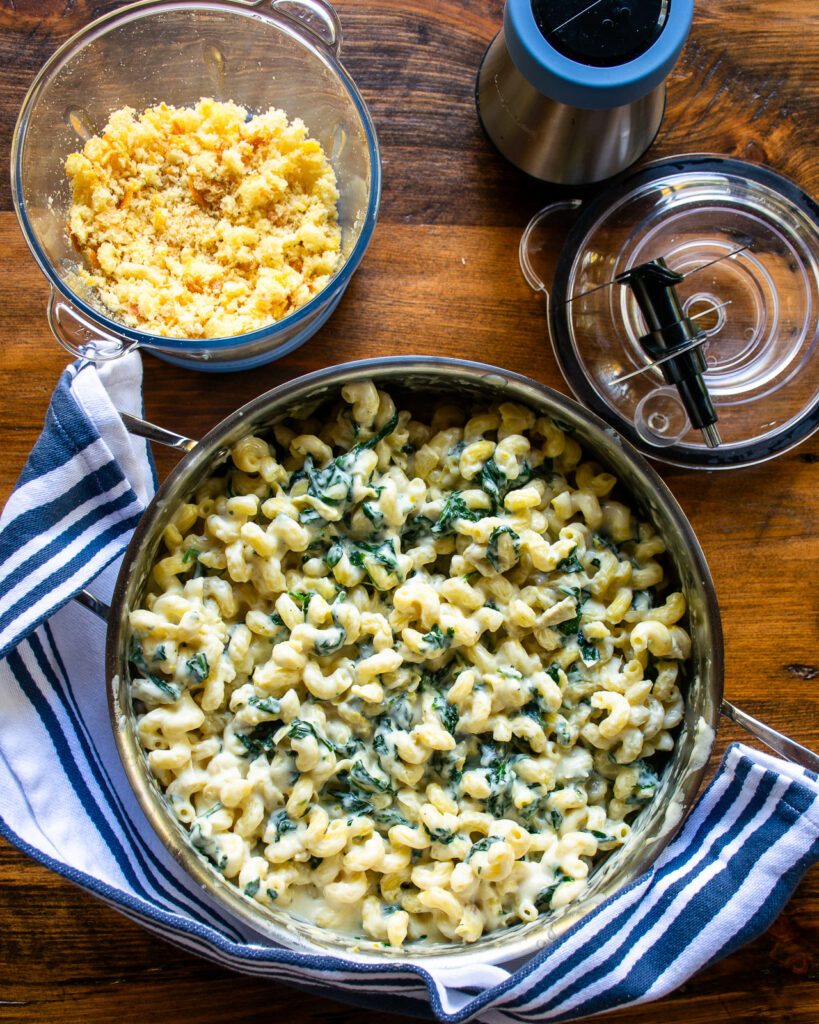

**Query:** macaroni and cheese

left=128, top=382, right=689, bottom=949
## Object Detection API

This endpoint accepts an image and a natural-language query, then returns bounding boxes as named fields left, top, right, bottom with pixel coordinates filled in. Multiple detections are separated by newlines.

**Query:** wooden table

left=0, top=1, right=816, bottom=1021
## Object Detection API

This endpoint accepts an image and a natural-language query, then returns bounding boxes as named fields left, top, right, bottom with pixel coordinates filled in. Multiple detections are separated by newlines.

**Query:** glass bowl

left=11, top=0, right=381, bottom=372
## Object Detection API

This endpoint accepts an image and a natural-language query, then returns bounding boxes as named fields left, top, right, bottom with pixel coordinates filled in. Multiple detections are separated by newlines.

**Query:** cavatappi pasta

left=128, top=382, right=689, bottom=949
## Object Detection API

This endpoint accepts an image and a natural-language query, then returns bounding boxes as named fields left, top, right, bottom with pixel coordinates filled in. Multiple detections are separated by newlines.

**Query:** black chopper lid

left=531, top=0, right=671, bottom=68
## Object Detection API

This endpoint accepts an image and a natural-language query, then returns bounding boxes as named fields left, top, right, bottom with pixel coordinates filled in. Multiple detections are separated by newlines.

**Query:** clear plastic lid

left=521, top=156, right=819, bottom=468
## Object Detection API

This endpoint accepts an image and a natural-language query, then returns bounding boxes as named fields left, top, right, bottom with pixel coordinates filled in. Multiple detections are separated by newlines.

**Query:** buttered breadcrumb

left=65, top=98, right=341, bottom=339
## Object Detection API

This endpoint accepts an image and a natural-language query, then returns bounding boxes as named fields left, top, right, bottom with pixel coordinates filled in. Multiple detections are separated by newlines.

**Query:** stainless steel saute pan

left=78, top=356, right=817, bottom=968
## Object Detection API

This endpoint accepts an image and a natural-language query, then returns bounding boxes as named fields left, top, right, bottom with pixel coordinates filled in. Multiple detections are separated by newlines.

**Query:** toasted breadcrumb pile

left=65, top=98, right=341, bottom=339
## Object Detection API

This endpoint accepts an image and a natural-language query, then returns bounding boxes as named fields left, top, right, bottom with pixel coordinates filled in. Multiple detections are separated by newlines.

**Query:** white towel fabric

left=1, top=356, right=817, bottom=1023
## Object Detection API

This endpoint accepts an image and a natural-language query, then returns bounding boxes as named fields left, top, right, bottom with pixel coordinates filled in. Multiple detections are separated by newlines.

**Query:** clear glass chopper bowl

left=521, top=156, right=819, bottom=468
left=11, top=0, right=381, bottom=372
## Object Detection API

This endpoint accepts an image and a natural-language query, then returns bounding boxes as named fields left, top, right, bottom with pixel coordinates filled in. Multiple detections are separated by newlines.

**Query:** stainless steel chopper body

left=477, top=31, right=666, bottom=186
left=477, top=0, right=694, bottom=185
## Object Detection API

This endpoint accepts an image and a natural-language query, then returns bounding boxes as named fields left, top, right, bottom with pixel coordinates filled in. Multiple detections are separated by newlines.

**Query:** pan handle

left=73, top=419, right=197, bottom=618
left=721, top=699, right=819, bottom=773
left=120, top=412, right=198, bottom=453
left=75, top=588, right=111, bottom=621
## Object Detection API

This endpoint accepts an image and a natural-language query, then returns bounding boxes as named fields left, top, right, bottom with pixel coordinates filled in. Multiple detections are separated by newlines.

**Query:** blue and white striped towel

left=1, top=356, right=817, bottom=1022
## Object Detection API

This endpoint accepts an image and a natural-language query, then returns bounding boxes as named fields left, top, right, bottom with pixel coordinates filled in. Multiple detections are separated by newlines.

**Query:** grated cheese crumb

left=65, top=98, right=341, bottom=339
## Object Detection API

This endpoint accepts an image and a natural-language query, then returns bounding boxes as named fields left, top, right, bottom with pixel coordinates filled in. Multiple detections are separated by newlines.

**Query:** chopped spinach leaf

left=287, top=718, right=336, bottom=752
left=486, top=789, right=512, bottom=818
left=422, top=623, right=455, bottom=651
left=340, top=538, right=402, bottom=587
left=480, top=457, right=533, bottom=511
left=186, top=651, right=209, bottom=683
left=432, top=492, right=483, bottom=537
left=433, top=694, right=459, bottom=735
left=429, top=750, right=464, bottom=789
left=326, top=543, right=344, bottom=568
left=556, top=588, right=591, bottom=637
left=554, top=716, right=573, bottom=746
left=132, top=671, right=181, bottom=702
left=190, top=824, right=227, bottom=870
left=350, top=761, right=394, bottom=794
left=479, top=456, right=507, bottom=511
left=420, top=664, right=452, bottom=691
left=425, top=825, right=457, bottom=845
left=577, top=630, right=599, bottom=662
left=467, top=836, right=502, bottom=860
left=386, top=693, right=414, bottom=731
left=636, top=762, right=660, bottom=792
left=236, top=720, right=279, bottom=758
left=351, top=412, right=399, bottom=453
left=361, top=501, right=385, bottom=530
left=521, top=701, right=545, bottom=727
left=271, top=808, right=297, bottom=842
left=488, top=757, right=511, bottom=785
left=339, top=791, right=374, bottom=816
left=247, top=695, right=281, bottom=716
left=534, top=870, right=572, bottom=911
left=314, top=626, right=347, bottom=656
left=303, top=454, right=352, bottom=508
left=299, top=507, right=325, bottom=526
left=401, top=515, right=434, bottom=545
left=350, top=538, right=399, bottom=571
left=593, top=532, right=621, bottom=555
left=244, top=879, right=260, bottom=898
left=128, top=636, right=148, bottom=672
left=487, top=525, right=521, bottom=572
left=556, top=548, right=584, bottom=573
left=373, top=808, right=410, bottom=828
left=289, top=589, right=314, bottom=613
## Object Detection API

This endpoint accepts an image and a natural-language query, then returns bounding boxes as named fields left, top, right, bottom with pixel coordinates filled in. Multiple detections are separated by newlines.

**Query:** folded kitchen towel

left=0, top=356, right=817, bottom=1023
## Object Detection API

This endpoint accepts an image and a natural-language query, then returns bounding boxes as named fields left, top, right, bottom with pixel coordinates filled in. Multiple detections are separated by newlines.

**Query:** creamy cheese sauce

left=128, top=381, right=690, bottom=947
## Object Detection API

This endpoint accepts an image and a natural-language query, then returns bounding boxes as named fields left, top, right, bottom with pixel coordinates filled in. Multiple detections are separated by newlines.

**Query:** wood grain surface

left=0, top=0, right=817, bottom=1021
